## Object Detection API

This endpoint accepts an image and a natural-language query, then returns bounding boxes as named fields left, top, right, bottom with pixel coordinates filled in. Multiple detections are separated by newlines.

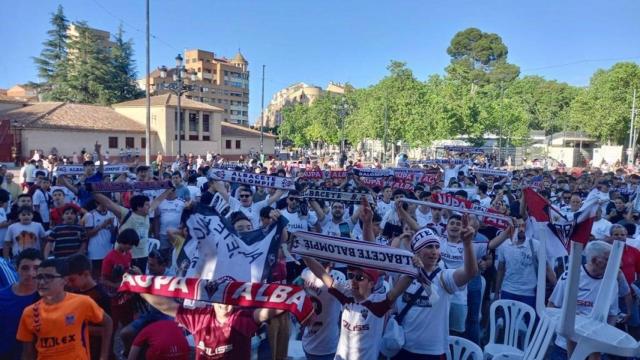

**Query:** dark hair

left=172, top=171, right=182, bottom=178
left=17, top=194, right=32, bottom=201
left=67, top=253, right=91, bottom=275
left=229, top=211, right=250, bottom=226
left=51, top=189, right=65, bottom=196
left=372, top=212, right=382, bottom=223
left=39, top=258, right=69, bottom=276
left=62, top=205, right=79, bottom=215
left=83, top=160, right=94, bottom=167
left=17, top=206, right=33, bottom=215
left=392, top=189, right=406, bottom=198
left=148, top=249, right=168, bottom=266
left=238, top=186, right=253, bottom=195
left=129, top=195, right=150, bottom=212
left=478, top=183, right=488, bottom=194
left=454, top=190, right=468, bottom=199
left=420, top=191, right=431, bottom=200
left=117, top=228, right=140, bottom=246
left=15, top=248, right=43, bottom=268
left=136, top=165, right=150, bottom=174
left=448, top=214, right=463, bottom=223
left=35, top=171, right=46, bottom=178
left=622, top=222, right=636, bottom=236
left=259, top=206, right=272, bottom=219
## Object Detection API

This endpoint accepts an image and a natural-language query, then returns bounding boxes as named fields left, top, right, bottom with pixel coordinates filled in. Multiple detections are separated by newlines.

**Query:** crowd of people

left=0, top=142, right=639, bottom=360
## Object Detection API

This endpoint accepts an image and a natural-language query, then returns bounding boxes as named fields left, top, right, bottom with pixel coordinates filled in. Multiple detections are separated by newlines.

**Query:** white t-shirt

left=439, top=238, right=488, bottom=304
left=84, top=210, right=119, bottom=260
left=376, top=200, right=394, bottom=218
left=330, top=281, right=390, bottom=360
left=301, top=269, right=342, bottom=356
left=228, top=197, right=270, bottom=230
left=496, top=238, right=539, bottom=296
left=415, top=208, right=432, bottom=228
left=281, top=208, right=316, bottom=233
left=157, top=199, right=186, bottom=245
left=549, top=266, right=619, bottom=349
left=398, top=269, right=461, bottom=355
left=474, top=194, right=492, bottom=208
left=4, top=222, right=46, bottom=256
left=187, top=185, right=201, bottom=201
left=591, top=218, right=612, bottom=240
left=319, top=216, right=354, bottom=238
left=32, top=188, right=52, bottom=223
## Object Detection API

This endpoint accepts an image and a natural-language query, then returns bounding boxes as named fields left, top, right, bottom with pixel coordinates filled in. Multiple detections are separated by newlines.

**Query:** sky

left=1, top=0, right=639, bottom=125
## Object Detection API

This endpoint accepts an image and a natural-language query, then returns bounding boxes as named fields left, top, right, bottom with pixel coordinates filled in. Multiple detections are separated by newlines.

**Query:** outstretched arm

left=452, top=216, right=479, bottom=287
left=93, top=193, right=124, bottom=219
left=302, top=256, right=334, bottom=288
left=386, top=274, right=413, bottom=303
left=139, top=293, right=179, bottom=317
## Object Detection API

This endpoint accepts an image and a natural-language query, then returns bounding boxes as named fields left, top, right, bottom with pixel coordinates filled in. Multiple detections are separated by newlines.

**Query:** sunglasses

left=35, top=274, right=63, bottom=282
left=239, top=194, right=251, bottom=198
left=347, top=273, right=368, bottom=282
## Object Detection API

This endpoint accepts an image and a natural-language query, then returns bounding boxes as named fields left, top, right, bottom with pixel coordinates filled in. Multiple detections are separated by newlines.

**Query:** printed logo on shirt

left=360, top=308, right=369, bottom=320
left=64, top=313, right=75, bottom=326
left=39, top=334, right=76, bottom=348
left=197, top=341, right=233, bottom=356
left=342, top=320, right=370, bottom=332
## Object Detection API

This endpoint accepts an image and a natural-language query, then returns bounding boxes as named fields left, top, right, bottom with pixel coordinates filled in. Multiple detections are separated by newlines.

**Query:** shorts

left=449, top=302, right=467, bottom=333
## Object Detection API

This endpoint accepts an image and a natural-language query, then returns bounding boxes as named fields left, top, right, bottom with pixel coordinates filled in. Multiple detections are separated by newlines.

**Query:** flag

left=523, top=188, right=568, bottom=259
left=569, top=196, right=598, bottom=245
left=184, top=204, right=286, bottom=282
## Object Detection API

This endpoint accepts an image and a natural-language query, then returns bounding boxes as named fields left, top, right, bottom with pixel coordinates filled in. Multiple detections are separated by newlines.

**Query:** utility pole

left=630, top=88, right=638, bottom=164
left=144, top=0, right=151, bottom=165
left=260, top=64, right=265, bottom=161
left=382, top=100, right=388, bottom=165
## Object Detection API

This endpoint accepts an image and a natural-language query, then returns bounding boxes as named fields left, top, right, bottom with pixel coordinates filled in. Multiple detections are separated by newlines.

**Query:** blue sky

left=1, top=0, right=639, bottom=124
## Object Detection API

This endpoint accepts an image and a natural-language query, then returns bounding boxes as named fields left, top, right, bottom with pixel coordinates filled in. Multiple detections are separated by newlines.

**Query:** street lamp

left=159, top=54, right=197, bottom=158
left=333, top=97, right=351, bottom=155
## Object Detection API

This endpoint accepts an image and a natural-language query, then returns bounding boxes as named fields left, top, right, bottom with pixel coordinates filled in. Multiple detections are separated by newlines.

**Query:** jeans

left=500, top=290, right=536, bottom=310
left=464, top=274, right=482, bottom=344
left=304, top=352, right=335, bottom=360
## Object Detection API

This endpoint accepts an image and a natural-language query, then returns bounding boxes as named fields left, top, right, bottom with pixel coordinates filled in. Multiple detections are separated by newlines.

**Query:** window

left=203, top=135, right=210, bottom=141
left=235, top=140, right=241, bottom=149
left=125, top=137, right=134, bottom=149
left=203, top=115, right=210, bottom=132
left=189, top=113, right=198, bottom=131
left=225, top=140, right=232, bottom=149
left=108, top=137, right=118, bottom=149
left=141, top=137, right=146, bottom=149
left=189, top=135, right=199, bottom=140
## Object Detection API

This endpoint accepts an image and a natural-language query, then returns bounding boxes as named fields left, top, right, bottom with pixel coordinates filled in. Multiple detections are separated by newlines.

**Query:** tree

left=446, top=28, right=520, bottom=92
left=32, top=5, right=70, bottom=100
left=108, top=24, right=144, bottom=102
left=64, top=22, right=113, bottom=104
left=505, top=76, right=578, bottom=134
left=279, top=104, right=312, bottom=147
left=569, top=62, right=640, bottom=144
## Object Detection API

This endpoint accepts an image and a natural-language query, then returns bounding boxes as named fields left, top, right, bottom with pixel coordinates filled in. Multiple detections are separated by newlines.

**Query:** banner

left=329, top=170, right=347, bottom=179
left=185, top=204, right=284, bottom=282
left=208, top=169, right=296, bottom=190
left=213, top=162, right=251, bottom=171
left=399, top=197, right=511, bottom=229
left=430, top=192, right=510, bottom=229
left=56, top=164, right=130, bottom=175
left=303, top=188, right=374, bottom=204
left=291, top=231, right=418, bottom=277
left=417, top=159, right=467, bottom=165
left=352, top=168, right=392, bottom=178
left=442, top=146, right=484, bottom=154
left=358, top=178, right=414, bottom=191
left=418, top=169, right=441, bottom=185
left=471, top=168, right=511, bottom=178
left=88, top=180, right=173, bottom=193
left=299, top=170, right=325, bottom=180
left=118, top=274, right=313, bottom=322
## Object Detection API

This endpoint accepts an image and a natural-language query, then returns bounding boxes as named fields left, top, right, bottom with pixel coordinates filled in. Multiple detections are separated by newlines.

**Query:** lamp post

left=333, top=97, right=351, bottom=155
left=159, top=54, right=197, bottom=158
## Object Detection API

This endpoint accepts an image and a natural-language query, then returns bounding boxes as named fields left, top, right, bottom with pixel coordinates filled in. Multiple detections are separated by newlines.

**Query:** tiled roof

left=0, top=94, right=27, bottom=104
left=114, top=93, right=223, bottom=112
left=0, top=102, right=149, bottom=133
left=221, top=122, right=276, bottom=139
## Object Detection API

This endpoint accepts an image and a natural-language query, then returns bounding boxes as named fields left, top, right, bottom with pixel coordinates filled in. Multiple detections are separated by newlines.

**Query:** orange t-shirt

left=16, top=292, right=104, bottom=360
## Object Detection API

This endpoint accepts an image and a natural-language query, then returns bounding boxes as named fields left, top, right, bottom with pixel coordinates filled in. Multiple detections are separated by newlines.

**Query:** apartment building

left=263, top=82, right=346, bottom=128
left=140, top=49, right=250, bottom=126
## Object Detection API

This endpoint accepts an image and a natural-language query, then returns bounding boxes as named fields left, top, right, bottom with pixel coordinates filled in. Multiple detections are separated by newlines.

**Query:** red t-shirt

left=132, top=320, right=189, bottom=360
left=101, top=249, right=132, bottom=299
left=176, top=306, right=259, bottom=360
left=49, top=203, right=82, bottom=226
left=620, top=245, right=640, bottom=285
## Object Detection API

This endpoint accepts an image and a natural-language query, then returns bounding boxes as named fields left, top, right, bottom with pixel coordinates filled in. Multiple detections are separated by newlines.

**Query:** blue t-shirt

left=0, top=286, right=40, bottom=359
left=77, top=170, right=104, bottom=207
left=0, top=258, right=17, bottom=289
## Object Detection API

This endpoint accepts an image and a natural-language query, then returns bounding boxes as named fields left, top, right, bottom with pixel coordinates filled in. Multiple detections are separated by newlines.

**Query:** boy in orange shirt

left=16, top=258, right=113, bottom=360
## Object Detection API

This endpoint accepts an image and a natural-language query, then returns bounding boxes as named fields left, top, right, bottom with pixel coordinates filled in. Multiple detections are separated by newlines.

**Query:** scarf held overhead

left=208, top=169, right=296, bottom=190
left=56, top=164, right=130, bottom=175
left=88, top=180, right=173, bottom=193
left=118, top=274, right=313, bottom=322
left=303, top=188, right=374, bottom=204
left=291, top=231, right=418, bottom=277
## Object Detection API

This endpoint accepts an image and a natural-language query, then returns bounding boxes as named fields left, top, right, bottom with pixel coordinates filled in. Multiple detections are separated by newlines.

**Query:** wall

left=593, top=145, right=624, bottom=166
left=20, top=128, right=156, bottom=161
left=220, top=135, right=275, bottom=156
left=547, top=147, right=578, bottom=167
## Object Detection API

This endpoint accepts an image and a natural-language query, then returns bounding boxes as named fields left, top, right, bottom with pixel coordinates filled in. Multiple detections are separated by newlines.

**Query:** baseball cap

left=347, top=266, right=380, bottom=283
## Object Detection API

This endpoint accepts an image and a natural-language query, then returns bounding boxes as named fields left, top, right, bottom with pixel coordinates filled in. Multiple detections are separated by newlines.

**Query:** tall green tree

left=569, top=62, right=640, bottom=144
left=64, top=22, right=113, bottom=104
left=279, top=104, right=312, bottom=147
left=446, top=28, right=520, bottom=92
left=108, top=24, right=143, bottom=102
left=32, top=5, right=70, bottom=100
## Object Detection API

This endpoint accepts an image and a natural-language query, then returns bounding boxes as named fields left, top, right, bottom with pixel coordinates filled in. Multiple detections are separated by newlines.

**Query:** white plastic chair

left=484, top=300, right=536, bottom=359
left=447, top=336, right=483, bottom=360
left=492, top=312, right=557, bottom=360
left=147, top=238, right=160, bottom=254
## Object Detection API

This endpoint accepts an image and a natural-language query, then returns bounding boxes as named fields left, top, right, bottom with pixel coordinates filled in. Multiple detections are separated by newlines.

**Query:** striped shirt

left=47, top=224, right=86, bottom=258
left=0, top=258, right=17, bottom=288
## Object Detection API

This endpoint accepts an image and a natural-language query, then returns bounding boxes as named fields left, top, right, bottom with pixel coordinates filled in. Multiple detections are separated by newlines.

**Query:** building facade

left=263, top=82, right=345, bottom=128
left=139, top=49, right=250, bottom=126
left=67, top=23, right=116, bottom=54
